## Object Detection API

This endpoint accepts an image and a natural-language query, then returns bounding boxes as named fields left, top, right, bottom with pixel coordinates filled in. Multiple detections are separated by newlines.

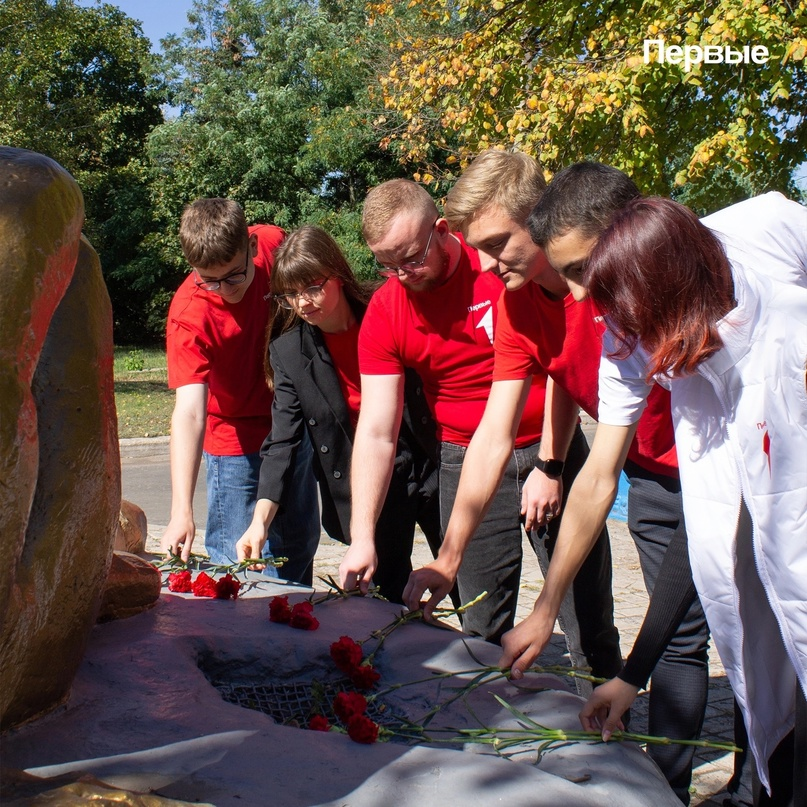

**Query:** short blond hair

left=445, top=150, right=546, bottom=234
left=362, top=179, right=439, bottom=244
left=179, top=198, right=249, bottom=268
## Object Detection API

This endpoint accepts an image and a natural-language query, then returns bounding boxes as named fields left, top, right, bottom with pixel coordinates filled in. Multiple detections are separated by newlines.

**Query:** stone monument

left=0, top=147, right=121, bottom=730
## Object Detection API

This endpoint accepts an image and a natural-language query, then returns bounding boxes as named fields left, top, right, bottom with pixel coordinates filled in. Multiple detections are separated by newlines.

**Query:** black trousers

left=438, top=425, right=622, bottom=688
left=373, top=449, right=443, bottom=605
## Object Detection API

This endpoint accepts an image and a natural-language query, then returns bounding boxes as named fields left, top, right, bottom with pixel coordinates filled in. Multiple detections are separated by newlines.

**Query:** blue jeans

left=204, top=431, right=320, bottom=584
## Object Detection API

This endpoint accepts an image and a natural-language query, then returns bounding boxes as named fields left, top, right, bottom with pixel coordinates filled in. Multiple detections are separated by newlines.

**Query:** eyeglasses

left=272, top=277, right=331, bottom=309
left=194, top=252, right=249, bottom=292
left=375, top=219, right=438, bottom=278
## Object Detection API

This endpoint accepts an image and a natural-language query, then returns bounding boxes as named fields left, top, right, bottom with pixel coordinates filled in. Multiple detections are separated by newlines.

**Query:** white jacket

left=597, top=192, right=807, bottom=789
left=670, top=267, right=807, bottom=791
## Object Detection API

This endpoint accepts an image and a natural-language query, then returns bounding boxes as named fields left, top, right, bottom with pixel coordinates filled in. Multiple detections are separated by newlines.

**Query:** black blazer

left=256, top=320, right=437, bottom=544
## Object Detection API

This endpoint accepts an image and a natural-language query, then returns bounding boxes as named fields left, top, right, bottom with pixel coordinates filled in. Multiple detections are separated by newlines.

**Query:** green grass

left=114, top=347, right=173, bottom=439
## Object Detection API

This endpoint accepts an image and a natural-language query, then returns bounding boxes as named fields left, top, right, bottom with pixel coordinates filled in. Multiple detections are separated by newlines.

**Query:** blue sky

left=75, top=1, right=194, bottom=51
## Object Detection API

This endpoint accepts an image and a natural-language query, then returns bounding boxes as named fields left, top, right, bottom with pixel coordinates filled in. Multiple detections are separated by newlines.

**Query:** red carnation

left=191, top=571, right=218, bottom=598
left=350, top=663, right=381, bottom=690
left=289, top=600, right=320, bottom=631
left=308, top=715, right=331, bottom=732
left=215, top=573, right=241, bottom=600
left=167, top=570, right=192, bottom=593
left=346, top=713, right=379, bottom=744
left=330, top=636, right=363, bottom=674
left=333, top=691, right=367, bottom=723
left=269, top=595, right=292, bottom=623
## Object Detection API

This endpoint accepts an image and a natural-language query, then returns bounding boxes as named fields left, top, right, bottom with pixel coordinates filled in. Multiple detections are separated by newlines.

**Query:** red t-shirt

left=358, top=235, right=546, bottom=448
left=322, top=321, right=362, bottom=429
left=493, top=281, right=678, bottom=476
left=166, top=224, right=285, bottom=456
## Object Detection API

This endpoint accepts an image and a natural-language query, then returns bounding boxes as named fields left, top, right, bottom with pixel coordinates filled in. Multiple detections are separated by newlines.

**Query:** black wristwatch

left=535, top=457, right=565, bottom=478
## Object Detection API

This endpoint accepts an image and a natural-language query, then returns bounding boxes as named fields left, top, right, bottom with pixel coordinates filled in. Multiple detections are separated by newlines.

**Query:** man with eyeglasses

left=338, top=179, right=550, bottom=644
left=163, top=198, right=320, bottom=582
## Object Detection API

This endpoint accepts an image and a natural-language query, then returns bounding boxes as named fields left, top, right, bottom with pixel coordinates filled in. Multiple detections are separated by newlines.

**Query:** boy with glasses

left=163, top=198, right=320, bottom=583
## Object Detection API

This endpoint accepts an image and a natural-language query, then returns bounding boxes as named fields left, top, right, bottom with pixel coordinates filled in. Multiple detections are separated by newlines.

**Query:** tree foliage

left=372, top=0, right=807, bottom=208
left=0, top=0, right=163, bottom=173
left=4, top=0, right=803, bottom=342
left=147, top=0, right=414, bottom=228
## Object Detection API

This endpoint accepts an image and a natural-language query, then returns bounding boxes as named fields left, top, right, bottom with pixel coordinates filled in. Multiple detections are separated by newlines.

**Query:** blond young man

left=402, top=151, right=623, bottom=685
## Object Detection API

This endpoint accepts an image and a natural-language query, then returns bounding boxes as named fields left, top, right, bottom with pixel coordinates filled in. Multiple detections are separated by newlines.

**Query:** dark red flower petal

left=330, top=636, right=363, bottom=674
left=333, top=691, right=368, bottom=723
left=347, top=713, right=379, bottom=744
left=289, top=601, right=319, bottom=630
left=350, top=664, right=381, bottom=690
left=308, top=715, right=331, bottom=732
left=167, top=570, right=193, bottom=593
left=269, top=595, right=292, bottom=623
left=190, top=571, right=218, bottom=598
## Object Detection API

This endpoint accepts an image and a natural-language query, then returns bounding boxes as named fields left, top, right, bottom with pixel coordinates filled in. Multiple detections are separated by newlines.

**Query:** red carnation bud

left=269, top=595, right=292, bottom=623
left=215, top=573, right=241, bottom=600
left=289, top=600, right=320, bottom=631
left=330, top=636, right=364, bottom=674
left=333, top=691, right=368, bottom=723
left=308, top=715, right=331, bottom=732
left=346, top=713, right=379, bottom=744
left=350, top=664, right=381, bottom=690
left=190, top=571, right=218, bottom=598
left=167, top=570, right=193, bottom=593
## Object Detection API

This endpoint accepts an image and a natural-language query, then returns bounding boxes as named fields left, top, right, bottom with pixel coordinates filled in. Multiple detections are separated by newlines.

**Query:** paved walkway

left=126, top=437, right=751, bottom=806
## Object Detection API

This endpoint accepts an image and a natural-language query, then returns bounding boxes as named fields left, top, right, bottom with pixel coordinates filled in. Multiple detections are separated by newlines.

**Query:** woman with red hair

left=583, top=196, right=807, bottom=806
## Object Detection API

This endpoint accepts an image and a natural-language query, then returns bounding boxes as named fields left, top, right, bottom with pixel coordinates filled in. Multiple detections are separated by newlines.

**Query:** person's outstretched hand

left=339, top=542, right=377, bottom=595
left=403, top=560, right=456, bottom=618
left=161, top=513, right=196, bottom=562
left=579, top=677, right=638, bottom=741
left=236, top=522, right=268, bottom=571
left=498, top=607, right=555, bottom=679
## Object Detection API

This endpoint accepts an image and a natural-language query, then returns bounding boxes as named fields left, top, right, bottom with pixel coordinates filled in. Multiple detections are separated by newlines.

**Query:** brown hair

left=445, top=149, right=546, bottom=234
left=586, top=197, right=735, bottom=379
left=265, top=225, right=375, bottom=384
left=179, top=198, right=249, bottom=269
left=362, top=179, right=438, bottom=244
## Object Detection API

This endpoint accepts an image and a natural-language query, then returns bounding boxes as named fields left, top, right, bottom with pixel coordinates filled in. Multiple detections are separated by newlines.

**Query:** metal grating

left=212, top=678, right=404, bottom=734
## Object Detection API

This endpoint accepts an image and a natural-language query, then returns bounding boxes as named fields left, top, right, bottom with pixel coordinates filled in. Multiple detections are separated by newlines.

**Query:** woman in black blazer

left=236, top=225, right=442, bottom=602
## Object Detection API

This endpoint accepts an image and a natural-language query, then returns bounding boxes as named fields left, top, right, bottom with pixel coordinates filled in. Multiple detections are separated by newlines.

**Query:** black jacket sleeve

left=256, top=340, right=304, bottom=507
left=618, top=523, right=700, bottom=688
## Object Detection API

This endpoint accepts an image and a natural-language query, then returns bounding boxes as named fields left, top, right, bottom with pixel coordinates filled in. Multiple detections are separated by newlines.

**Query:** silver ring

left=545, top=512, right=554, bottom=521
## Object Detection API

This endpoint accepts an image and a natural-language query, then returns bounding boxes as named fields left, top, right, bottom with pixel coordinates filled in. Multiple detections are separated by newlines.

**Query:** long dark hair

left=265, top=225, right=375, bottom=385
left=585, top=197, right=735, bottom=379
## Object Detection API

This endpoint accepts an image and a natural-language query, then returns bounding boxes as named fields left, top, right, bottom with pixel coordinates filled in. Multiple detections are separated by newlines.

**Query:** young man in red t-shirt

left=163, top=198, right=320, bottom=582
left=405, top=153, right=703, bottom=801
left=338, top=179, right=621, bottom=678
